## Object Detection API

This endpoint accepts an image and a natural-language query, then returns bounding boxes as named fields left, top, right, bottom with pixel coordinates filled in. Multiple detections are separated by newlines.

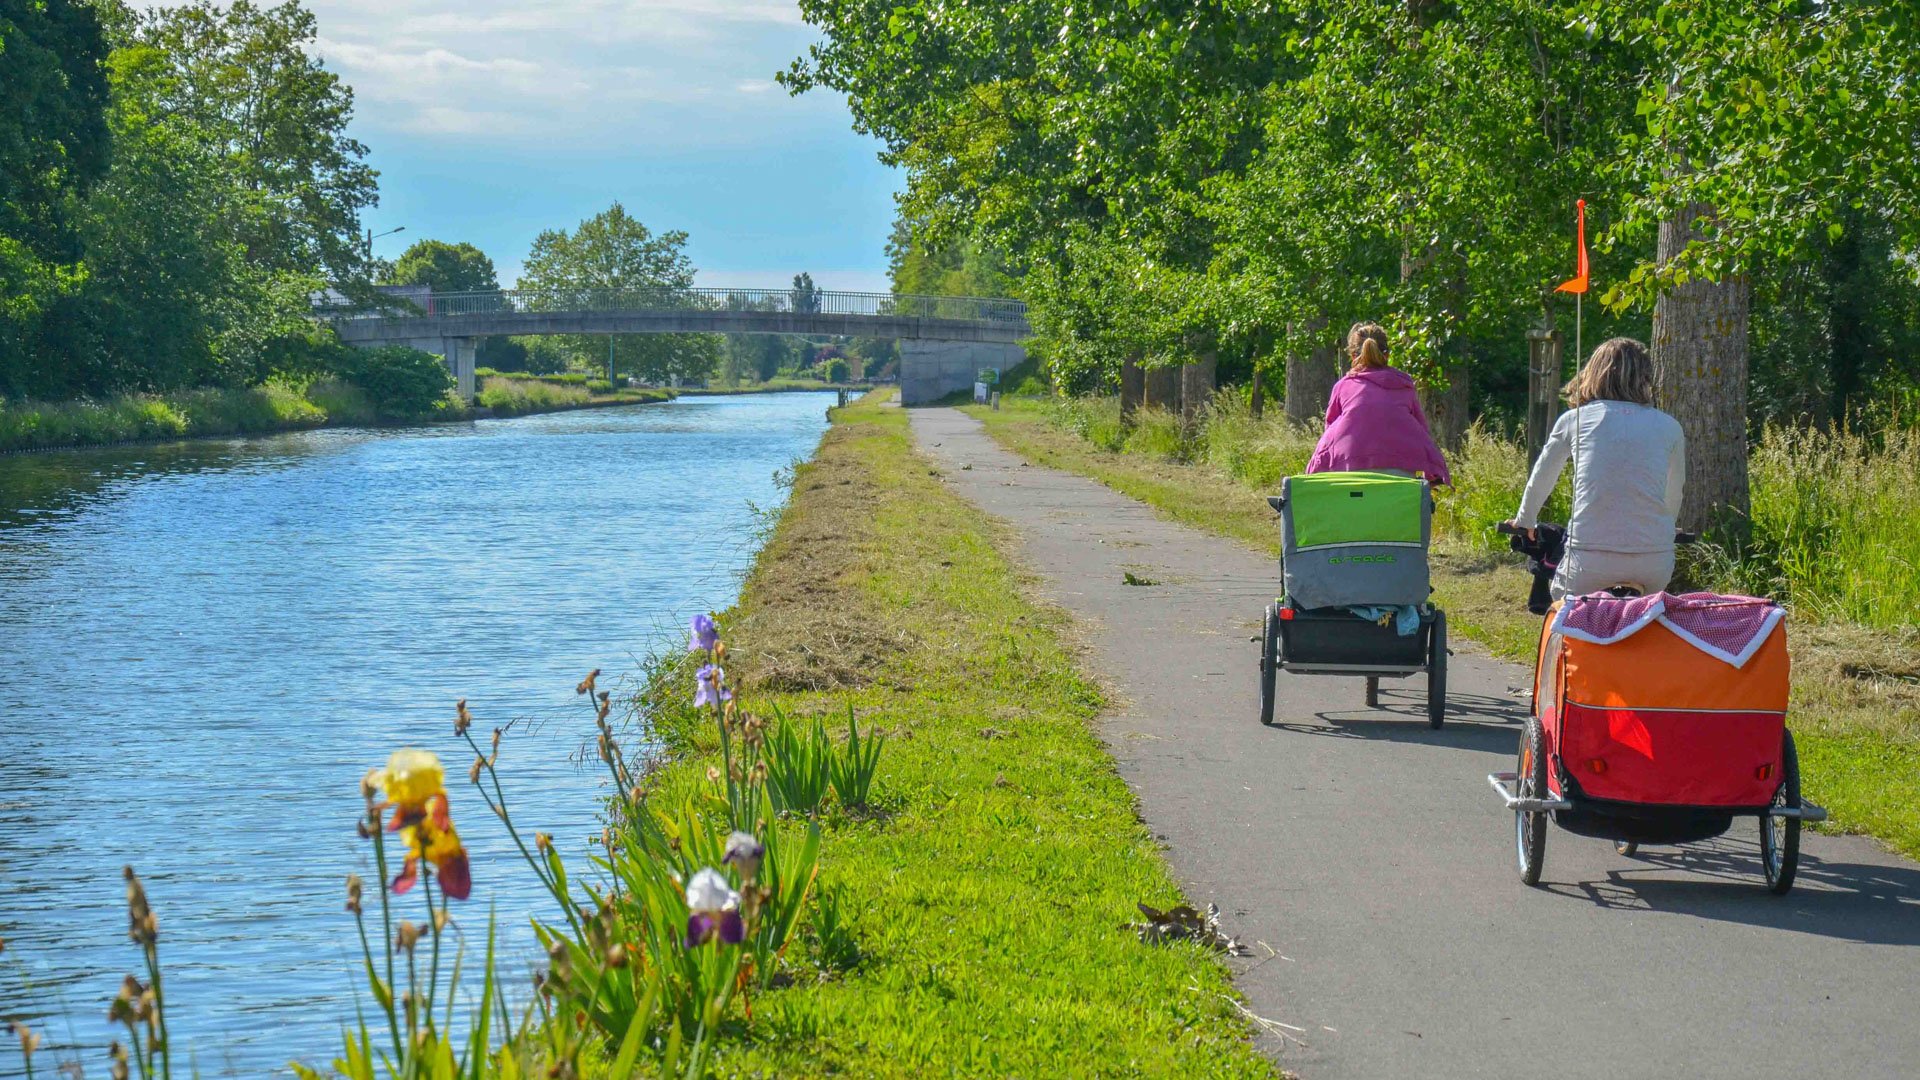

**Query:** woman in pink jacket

left=1305, top=322, right=1452, bottom=487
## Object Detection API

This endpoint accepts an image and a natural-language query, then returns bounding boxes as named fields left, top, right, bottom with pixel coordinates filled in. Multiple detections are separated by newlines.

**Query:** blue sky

left=268, top=1, right=902, bottom=289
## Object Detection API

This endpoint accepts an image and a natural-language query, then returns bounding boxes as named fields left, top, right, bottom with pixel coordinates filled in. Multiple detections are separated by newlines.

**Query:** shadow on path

left=1539, top=835, right=1920, bottom=946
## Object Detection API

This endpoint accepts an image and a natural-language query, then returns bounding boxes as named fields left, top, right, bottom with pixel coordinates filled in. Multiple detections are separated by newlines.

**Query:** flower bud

left=345, top=874, right=364, bottom=916
left=433, top=909, right=450, bottom=934
left=454, top=698, right=473, bottom=736
left=12, top=1022, right=40, bottom=1060
left=110, top=1040, right=129, bottom=1080
left=546, top=939, right=572, bottom=981
left=468, top=757, right=483, bottom=784
left=535, top=832, right=552, bottom=854
left=605, top=943, right=628, bottom=968
left=576, top=669, right=600, bottom=696
left=395, top=921, right=423, bottom=952
left=705, top=765, right=722, bottom=783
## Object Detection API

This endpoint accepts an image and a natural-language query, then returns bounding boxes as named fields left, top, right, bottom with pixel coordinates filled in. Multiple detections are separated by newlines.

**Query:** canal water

left=0, top=393, right=833, bottom=1076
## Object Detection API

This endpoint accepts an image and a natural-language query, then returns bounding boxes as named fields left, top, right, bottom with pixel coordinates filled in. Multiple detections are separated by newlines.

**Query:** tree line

left=0, top=1, right=862, bottom=405
left=794, top=0, right=1920, bottom=529
left=1, top=0, right=377, bottom=400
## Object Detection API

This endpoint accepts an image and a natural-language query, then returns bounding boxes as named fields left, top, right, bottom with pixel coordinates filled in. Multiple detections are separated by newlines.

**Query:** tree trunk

left=1419, top=363, right=1470, bottom=451
left=1249, top=363, right=1265, bottom=419
left=1652, top=202, right=1750, bottom=532
left=1180, top=354, right=1216, bottom=432
left=1120, top=353, right=1145, bottom=424
left=1144, top=364, right=1180, bottom=411
left=1285, top=323, right=1340, bottom=425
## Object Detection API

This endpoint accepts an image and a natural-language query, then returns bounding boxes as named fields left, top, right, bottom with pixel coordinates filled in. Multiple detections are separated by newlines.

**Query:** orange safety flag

left=1556, top=199, right=1589, bottom=294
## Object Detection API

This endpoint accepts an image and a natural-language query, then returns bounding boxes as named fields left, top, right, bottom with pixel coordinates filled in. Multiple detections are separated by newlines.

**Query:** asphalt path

left=910, top=406, right=1920, bottom=1080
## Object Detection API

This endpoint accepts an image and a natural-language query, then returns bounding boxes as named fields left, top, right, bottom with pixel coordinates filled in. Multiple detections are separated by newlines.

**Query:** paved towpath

left=910, top=407, right=1920, bottom=1080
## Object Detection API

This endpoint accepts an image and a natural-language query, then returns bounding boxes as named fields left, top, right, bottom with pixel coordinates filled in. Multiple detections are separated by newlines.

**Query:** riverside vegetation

left=965, top=390, right=1920, bottom=860
left=2, top=393, right=1272, bottom=1078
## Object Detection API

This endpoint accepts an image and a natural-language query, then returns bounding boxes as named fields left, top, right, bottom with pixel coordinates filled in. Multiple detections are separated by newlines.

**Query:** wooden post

left=1250, top=362, right=1265, bottom=419
left=1525, top=326, right=1562, bottom=466
left=1120, top=353, right=1145, bottom=424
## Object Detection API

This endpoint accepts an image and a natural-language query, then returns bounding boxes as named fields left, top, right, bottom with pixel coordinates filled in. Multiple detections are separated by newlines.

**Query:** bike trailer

left=1276, top=472, right=1431, bottom=610
left=1536, top=594, right=1789, bottom=818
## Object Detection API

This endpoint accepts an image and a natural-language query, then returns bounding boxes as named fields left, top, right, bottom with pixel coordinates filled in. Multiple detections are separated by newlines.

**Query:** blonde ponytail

left=1346, top=322, right=1390, bottom=373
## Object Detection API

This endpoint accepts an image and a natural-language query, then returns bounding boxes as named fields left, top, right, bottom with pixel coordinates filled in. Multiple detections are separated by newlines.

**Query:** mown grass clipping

left=638, top=393, right=1273, bottom=1078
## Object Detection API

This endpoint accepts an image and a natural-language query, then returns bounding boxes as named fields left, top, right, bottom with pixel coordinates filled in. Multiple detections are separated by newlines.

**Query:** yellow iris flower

left=369, top=748, right=446, bottom=812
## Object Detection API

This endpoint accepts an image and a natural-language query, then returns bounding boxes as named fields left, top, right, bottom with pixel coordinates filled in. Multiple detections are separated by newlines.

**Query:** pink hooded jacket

left=1305, top=366, right=1452, bottom=486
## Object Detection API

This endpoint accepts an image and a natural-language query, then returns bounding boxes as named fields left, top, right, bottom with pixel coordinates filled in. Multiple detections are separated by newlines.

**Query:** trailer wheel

left=1761, top=731, right=1802, bottom=895
left=1260, top=603, right=1281, bottom=727
left=1516, top=716, right=1549, bottom=886
left=1426, top=610, right=1448, bottom=729
left=1615, top=840, right=1639, bottom=857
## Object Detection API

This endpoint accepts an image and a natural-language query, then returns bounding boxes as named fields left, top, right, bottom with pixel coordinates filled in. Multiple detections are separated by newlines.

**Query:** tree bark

left=1285, top=322, right=1341, bottom=425
left=1120, top=353, right=1145, bottom=424
left=1181, top=354, right=1217, bottom=432
left=1652, top=201, right=1750, bottom=532
left=1144, top=364, right=1180, bottom=411
left=1418, top=363, right=1471, bottom=451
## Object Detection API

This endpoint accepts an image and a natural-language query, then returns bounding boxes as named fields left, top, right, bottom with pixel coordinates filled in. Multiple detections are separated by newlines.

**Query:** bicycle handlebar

left=1497, top=520, right=1697, bottom=545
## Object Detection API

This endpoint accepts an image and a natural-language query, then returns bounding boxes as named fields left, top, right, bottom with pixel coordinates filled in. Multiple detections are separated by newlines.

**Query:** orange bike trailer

left=1535, top=599, right=1791, bottom=810
left=1490, top=587, right=1825, bottom=893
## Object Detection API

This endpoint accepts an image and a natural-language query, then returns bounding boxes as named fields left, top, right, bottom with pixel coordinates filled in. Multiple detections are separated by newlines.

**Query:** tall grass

left=476, top=375, right=590, bottom=416
left=1044, top=390, right=1915, bottom=630
left=1708, top=424, right=1920, bottom=628
left=0, top=384, right=326, bottom=452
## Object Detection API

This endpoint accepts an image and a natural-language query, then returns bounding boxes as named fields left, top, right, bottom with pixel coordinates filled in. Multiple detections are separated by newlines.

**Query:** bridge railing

left=316, top=287, right=1028, bottom=325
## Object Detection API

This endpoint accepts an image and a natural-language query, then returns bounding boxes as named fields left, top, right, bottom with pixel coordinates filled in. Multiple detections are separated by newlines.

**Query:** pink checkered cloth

left=1551, top=591, right=1786, bottom=668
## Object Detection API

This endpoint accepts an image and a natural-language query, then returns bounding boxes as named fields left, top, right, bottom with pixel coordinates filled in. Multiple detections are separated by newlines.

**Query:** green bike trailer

left=1256, top=472, right=1447, bottom=729
left=1277, top=471, right=1431, bottom=610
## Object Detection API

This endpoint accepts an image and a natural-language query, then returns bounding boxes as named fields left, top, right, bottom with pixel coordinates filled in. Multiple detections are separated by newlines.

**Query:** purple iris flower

left=683, top=867, right=745, bottom=948
left=722, top=831, right=764, bottom=882
left=688, top=613, right=720, bottom=653
left=693, top=664, right=731, bottom=709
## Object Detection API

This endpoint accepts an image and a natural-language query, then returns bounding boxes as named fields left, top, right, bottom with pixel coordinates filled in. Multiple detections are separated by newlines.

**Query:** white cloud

left=224, top=3, right=830, bottom=144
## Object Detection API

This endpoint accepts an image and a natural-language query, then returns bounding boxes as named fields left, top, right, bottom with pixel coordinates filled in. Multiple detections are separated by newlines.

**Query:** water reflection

left=0, top=393, right=832, bottom=1076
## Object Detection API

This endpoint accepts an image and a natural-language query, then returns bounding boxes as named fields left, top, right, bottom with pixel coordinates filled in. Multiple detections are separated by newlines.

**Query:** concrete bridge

left=320, top=286, right=1030, bottom=402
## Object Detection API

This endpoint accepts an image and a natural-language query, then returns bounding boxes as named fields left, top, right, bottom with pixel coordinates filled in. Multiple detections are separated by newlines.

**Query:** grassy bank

left=963, top=394, right=1920, bottom=859
left=624, top=391, right=1271, bottom=1076
left=0, top=384, right=331, bottom=452
left=476, top=374, right=674, bottom=417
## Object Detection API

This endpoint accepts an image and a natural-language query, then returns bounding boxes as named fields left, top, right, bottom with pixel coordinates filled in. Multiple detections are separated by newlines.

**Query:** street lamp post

left=364, top=225, right=406, bottom=264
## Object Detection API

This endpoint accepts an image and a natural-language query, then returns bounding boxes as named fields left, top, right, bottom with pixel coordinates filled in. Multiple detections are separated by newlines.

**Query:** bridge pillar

left=899, top=340, right=1025, bottom=406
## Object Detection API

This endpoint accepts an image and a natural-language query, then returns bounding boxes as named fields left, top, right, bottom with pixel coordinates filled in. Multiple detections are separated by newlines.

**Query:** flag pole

left=1575, top=291, right=1581, bottom=375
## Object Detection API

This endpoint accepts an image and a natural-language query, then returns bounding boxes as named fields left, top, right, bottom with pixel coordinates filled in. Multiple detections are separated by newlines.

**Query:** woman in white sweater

left=1506, top=337, right=1686, bottom=599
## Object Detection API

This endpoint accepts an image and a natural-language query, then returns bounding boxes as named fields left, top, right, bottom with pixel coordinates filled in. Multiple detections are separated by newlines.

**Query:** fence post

left=1525, top=326, right=1563, bottom=466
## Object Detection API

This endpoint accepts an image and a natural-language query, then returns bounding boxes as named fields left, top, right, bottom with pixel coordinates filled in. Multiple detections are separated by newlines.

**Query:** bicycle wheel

left=1260, top=603, right=1281, bottom=727
left=1760, top=730, right=1802, bottom=894
left=1426, top=610, right=1448, bottom=729
left=1516, top=716, right=1549, bottom=885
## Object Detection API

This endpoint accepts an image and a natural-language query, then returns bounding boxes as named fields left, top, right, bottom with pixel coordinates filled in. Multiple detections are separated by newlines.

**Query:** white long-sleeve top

left=1514, top=400, right=1686, bottom=553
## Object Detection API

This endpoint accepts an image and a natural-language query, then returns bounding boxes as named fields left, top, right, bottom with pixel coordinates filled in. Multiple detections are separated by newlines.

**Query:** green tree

left=0, top=0, right=112, bottom=264
left=128, top=0, right=378, bottom=286
left=0, top=0, right=113, bottom=393
left=517, top=202, right=718, bottom=384
left=386, top=239, right=497, bottom=293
